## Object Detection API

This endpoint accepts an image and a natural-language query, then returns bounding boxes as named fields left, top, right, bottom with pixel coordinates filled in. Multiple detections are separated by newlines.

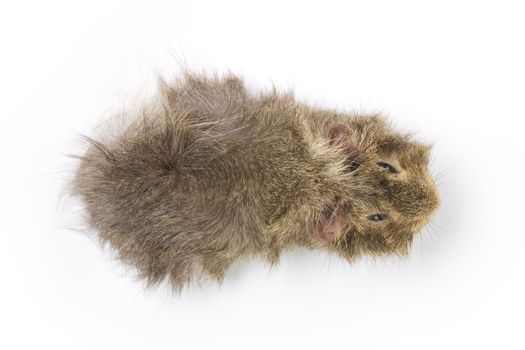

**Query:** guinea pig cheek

left=311, top=208, right=349, bottom=242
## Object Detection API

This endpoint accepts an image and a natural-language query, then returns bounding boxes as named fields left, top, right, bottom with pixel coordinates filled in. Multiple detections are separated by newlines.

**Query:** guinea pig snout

left=388, top=180, right=439, bottom=219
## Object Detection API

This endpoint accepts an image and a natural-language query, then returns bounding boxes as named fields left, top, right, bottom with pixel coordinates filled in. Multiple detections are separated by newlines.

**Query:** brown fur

left=71, top=72, right=440, bottom=290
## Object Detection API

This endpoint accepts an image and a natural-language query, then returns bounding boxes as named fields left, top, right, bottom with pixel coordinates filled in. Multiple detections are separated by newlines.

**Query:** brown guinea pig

left=72, top=72, right=440, bottom=290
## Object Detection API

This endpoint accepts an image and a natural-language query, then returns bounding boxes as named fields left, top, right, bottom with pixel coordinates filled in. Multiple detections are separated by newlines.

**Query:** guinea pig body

left=73, top=72, right=439, bottom=289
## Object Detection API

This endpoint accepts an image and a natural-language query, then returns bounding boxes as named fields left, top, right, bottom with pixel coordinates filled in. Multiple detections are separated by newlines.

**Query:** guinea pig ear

left=328, top=123, right=359, bottom=162
left=311, top=208, right=349, bottom=242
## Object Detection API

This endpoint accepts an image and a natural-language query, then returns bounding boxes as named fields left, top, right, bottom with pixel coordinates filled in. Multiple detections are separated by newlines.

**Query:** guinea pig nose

left=429, top=189, right=441, bottom=213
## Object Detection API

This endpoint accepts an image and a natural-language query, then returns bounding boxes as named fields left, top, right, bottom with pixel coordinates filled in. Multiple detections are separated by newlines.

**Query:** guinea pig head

left=312, top=117, right=440, bottom=259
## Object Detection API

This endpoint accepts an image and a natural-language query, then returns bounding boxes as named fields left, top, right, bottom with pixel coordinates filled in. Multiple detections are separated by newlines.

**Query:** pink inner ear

left=328, top=124, right=349, bottom=144
left=311, top=209, right=349, bottom=242
left=328, top=123, right=359, bottom=161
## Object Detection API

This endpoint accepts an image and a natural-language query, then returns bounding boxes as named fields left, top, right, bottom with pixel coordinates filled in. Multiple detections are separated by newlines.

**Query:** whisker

left=430, top=220, right=445, bottom=232
left=433, top=164, right=456, bottom=180
left=419, top=230, right=424, bottom=263
left=424, top=222, right=438, bottom=245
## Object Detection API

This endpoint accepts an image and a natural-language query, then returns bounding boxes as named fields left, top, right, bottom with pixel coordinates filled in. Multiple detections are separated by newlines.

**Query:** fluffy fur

left=72, top=72, right=440, bottom=290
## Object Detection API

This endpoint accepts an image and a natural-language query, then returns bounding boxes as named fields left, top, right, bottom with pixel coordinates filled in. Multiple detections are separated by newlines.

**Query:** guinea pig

left=72, top=72, right=440, bottom=290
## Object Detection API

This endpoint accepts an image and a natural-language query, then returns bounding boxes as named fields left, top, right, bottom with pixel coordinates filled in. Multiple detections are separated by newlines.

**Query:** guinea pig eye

left=367, top=213, right=389, bottom=222
left=377, top=162, right=398, bottom=174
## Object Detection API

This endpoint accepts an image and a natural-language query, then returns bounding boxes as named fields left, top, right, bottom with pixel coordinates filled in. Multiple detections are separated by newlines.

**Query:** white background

left=1, top=1, right=524, bottom=349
